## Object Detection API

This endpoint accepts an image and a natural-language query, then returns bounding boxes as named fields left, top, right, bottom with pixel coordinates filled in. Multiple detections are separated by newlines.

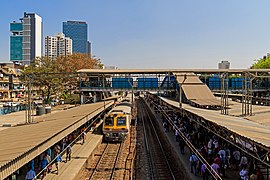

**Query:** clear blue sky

left=1, top=0, right=270, bottom=69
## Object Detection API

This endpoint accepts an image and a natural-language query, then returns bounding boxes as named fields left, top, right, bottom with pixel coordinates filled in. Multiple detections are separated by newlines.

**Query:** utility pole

left=25, top=75, right=33, bottom=124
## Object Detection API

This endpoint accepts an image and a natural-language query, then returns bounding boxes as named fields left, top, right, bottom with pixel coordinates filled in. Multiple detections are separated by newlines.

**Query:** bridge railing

left=80, top=80, right=177, bottom=91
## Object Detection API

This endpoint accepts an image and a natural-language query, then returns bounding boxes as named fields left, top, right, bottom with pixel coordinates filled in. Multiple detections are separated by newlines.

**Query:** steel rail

left=88, top=143, right=109, bottom=180
left=145, top=96, right=223, bottom=179
left=138, top=100, right=155, bottom=179
left=140, top=98, right=176, bottom=180
left=110, top=143, right=123, bottom=180
left=159, top=105, right=221, bottom=179
left=89, top=143, right=122, bottom=180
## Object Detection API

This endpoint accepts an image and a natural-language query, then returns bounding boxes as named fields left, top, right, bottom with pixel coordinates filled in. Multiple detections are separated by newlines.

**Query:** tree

left=21, top=57, right=64, bottom=104
left=21, top=53, right=103, bottom=104
left=55, top=53, right=103, bottom=97
left=56, top=53, right=103, bottom=73
left=251, top=56, right=270, bottom=69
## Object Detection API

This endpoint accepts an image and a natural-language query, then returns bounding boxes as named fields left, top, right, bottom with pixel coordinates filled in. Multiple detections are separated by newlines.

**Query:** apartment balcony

left=0, top=77, right=10, bottom=82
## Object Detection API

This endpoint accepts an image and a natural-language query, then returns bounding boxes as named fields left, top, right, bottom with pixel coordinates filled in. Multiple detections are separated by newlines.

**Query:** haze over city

left=1, top=0, right=270, bottom=68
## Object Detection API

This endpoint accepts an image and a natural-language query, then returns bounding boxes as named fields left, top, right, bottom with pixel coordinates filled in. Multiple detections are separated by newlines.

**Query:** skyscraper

left=45, top=33, right=72, bottom=59
left=63, top=21, right=90, bottom=55
left=10, top=22, right=23, bottom=61
left=10, top=12, right=42, bottom=64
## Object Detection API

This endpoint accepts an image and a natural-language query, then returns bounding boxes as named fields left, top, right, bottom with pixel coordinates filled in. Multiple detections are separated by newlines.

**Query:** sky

left=1, top=0, right=270, bottom=69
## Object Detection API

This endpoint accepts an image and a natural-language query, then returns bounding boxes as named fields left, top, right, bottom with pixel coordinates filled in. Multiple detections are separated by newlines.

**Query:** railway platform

left=145, top=99, right=200, bottom=180
left=0, top=104, right=76, bottom=131
left=44, top=126, right=103, bottom=180
left=0, top=101, right=114, bottom=180
left=146, top=93, right=270, bottom=179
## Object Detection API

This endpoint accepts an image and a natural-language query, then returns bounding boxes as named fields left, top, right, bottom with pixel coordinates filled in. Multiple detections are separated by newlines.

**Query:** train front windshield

left=105, top=117, right=114, bottom=126
left=117, top=117, right=126, bottom=126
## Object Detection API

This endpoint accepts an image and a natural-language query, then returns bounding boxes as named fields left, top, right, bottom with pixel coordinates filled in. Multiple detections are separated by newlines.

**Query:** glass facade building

left=63, top=21, right=88, bottom=54
left=10, top=22, right=23, bottom=61
left=10, top=36, right=23, bottom=61
left=10, top=12, right=42, bottom=64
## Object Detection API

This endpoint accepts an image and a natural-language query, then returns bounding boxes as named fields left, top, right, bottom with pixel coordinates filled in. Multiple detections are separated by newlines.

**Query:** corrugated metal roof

left=174, top=73, right=220, bottom=106
left=0, top=101, right=113, bottom=169
left=174, top=73, right=203, bottom=84
left=182, top=84, right=216, bottom=100
left=161, top=97, right=270, bottom=148
left=77, top=68, right=270, bottom=74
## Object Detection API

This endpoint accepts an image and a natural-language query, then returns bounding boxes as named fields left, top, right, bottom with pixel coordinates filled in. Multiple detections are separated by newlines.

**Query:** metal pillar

left=221, top=72, right=229, bottom=115
left=103, top=75, right=105, bottom=110
left=242, top=72, right=255, bottom=116
left=179, top=74, right=187, bottom=109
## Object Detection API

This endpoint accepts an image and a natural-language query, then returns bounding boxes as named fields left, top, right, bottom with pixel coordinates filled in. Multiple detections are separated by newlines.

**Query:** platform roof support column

left=179, top=74, right=187, bottom=109
left=242, top=72, right=255, bottom=116
left=221, top=72, right=229, bottom=115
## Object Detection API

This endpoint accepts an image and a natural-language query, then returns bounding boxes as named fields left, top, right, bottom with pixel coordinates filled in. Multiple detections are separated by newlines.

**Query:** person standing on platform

left=163, top=121, right=167, bottom=132
left=233, top=150, right=241, bottom=169
left=211, top=160, right=221, bottom=177
left=40, top=155, right=48, bottom=178
left=54, top=153, right=61, bottom=175
left=25, top=167, right=36, bottom=180
left=201, top=163, right=209, bottom=180
left=239, top=166, right=249, bottom=180
left=175, top=129, right=180, bottom=142
left=44, top=152, right=52, bottom=173
left=189, top=153, right=199, bottom=176
left=66, top=145, right=72, bottom=162
left=81, top=131, right=86, bottom=145
left=179, top=138, right=185, bottom=155
left=28, top=160, right=34, bottom=171
left=239, top=155, right=248, bottom=169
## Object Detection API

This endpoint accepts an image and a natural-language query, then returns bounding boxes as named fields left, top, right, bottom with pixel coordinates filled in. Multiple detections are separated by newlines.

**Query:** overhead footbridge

left=78, top=68, right=270, bottom=114
left=0, top=101, right=114, bottom=179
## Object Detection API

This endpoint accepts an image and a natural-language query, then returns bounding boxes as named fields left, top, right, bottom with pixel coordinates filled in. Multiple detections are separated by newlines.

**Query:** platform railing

left=80, top=80, right=176, bottom=91
left=33, top=109, right=107, bottom=179
left=0, top=101, right=114, bottom=180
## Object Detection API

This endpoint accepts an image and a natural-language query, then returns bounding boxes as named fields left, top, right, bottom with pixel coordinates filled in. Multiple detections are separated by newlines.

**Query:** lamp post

left=179, top=74, right=187, bottom=109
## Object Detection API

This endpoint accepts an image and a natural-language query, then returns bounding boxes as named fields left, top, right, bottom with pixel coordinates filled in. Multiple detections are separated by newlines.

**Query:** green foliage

left=21, top=57, right=65, bottom=103
left=20, top=53, right=103, bottom=104
left=252, top=56, right=270, bottom=69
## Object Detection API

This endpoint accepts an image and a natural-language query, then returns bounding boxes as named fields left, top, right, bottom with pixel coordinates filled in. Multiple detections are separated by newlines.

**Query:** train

left=102, top=93, right=134, bottom=142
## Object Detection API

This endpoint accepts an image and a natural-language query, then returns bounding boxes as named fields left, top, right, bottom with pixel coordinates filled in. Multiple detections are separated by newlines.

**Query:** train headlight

left=105, top=133, right=110, bottom=137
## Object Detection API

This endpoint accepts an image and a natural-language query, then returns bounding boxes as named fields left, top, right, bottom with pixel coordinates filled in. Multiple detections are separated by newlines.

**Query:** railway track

left=89, top=143, right=122, bottom=180
left=76, top=102, right=137, bottom=180
left=137, top=98, right=176, bottom=180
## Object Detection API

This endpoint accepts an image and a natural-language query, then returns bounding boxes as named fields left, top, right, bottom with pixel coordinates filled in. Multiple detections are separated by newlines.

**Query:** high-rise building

left=45, top=33, right=72, bottom=59
left=10, top=12, right=42, bottom=64
left=218, top=60, right=230, bottom=69
left=63, top=21, right=90, bottom=55
left=10, top=22, right=23, bottom=61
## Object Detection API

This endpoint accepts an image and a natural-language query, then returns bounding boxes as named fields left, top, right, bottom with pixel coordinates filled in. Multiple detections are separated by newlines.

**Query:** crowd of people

left=6, top=116, right=100, bottom=180
left=146, top=94, right=266, bottom=180
left=24, top=125, right=87, bottom=179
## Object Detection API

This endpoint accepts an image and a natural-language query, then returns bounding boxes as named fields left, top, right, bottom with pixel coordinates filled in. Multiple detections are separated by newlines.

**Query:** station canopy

left=174, top=73, right=220, bottom=106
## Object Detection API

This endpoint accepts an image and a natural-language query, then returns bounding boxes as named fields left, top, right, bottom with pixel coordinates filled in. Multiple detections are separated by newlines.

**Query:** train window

left=117, top=117, right=126, bottom=126
left=105, top=117, right=114, bottom=126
